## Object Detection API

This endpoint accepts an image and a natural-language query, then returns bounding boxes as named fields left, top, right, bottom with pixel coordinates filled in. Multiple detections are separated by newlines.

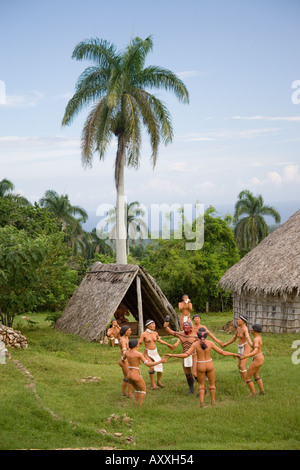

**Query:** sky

left=1, top=0, right=300, bottom=230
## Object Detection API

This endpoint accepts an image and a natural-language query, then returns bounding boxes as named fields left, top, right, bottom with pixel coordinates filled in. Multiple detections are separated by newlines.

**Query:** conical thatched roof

left=218, top=209, right=300, bottom=296
left=55, top=263, right=179, bottom=341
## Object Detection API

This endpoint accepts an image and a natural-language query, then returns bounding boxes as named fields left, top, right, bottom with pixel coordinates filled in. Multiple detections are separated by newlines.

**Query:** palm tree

left=0, top=178, right=31, bottom=205
left=39, top=190, right=89, bottom=255
left=106, top=201, right=148, bottom=255
left=81, top=227, right=114, bottom=261
left=62, top=35, right=189, bottom=264
left=233, top=190, right=281, bottom=251
left=39, top=190, right=88, bottom=231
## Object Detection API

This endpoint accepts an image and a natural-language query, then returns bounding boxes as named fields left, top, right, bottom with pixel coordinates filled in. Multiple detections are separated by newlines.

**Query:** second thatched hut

left=218, top=209, right=300, bottom=333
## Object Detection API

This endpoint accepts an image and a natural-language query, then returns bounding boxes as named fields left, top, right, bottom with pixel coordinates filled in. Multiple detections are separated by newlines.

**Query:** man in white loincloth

left=164, top=319, right=198, bottom=395
left=137, top=319, right=174, bottom=389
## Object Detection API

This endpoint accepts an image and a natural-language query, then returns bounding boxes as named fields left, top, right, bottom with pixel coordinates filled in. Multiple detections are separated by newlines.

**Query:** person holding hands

left=137, top=319, right=174, bottom=389
left=222, top=315, right=253, bottom=383
left=240, top=324, right=265, bottom=397
left=165, top=327, right=239, bottom=407
left=125, top=339, right=167, bottom=406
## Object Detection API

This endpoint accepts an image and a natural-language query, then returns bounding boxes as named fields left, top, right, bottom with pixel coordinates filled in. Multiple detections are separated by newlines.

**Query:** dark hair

left=197, top=327, right=208, bottom=350
left=120, top=325, right=130, bottom=336
left=192, top=314, right=201, bottom=320
left=252, top=324, right=262, bottom=333
left=239, top=315, right=247, bottom=323
left=129, top=339, right=138, bottom=349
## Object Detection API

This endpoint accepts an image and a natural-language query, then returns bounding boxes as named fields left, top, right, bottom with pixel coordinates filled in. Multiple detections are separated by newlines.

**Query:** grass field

left=0, top=312, right=299, bottom=450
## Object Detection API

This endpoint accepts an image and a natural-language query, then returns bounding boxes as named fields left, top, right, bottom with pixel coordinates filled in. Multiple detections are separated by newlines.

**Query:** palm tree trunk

left=251, top=216, right=256, bottom=250
left=115, top=136, right=127, bottom=264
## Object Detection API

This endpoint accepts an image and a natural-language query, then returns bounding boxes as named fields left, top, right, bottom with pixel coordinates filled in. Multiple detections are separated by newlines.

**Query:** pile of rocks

left=0, top=324, right=28, bottom=349
left=221, top=320, right=237, bottom=333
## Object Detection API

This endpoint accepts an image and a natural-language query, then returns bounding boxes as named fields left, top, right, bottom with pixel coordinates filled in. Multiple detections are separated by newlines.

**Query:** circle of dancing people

left=107, top=295, right=265, bottom=407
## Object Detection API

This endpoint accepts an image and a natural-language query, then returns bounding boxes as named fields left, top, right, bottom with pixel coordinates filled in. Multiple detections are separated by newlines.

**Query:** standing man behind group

left=179, top=294, right=193, bottom=330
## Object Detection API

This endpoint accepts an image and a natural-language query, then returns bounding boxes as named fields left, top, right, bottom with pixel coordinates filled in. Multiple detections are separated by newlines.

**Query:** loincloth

left=145, top=348, right=163, bottom=372
left=238, top=342, right=248, bottom=356
left=183, top=355, right=193, bottom=368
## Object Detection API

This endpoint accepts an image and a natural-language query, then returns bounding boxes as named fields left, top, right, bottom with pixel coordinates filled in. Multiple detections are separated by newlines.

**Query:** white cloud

left=178, top=127, right=281, bottom=142
left=176, top=71, right=206, bottom=79
left=168, top=161, right=188, bottom=172
left=233, top=115, right=300, bottom=122
left=248, top=165, right=300, bottom=190
left=195, top=181, right=218, bottom=190
left=168, top=161, right=203, bottom=173
left=268, top=172, right=282, bottom=186
left=52, top=92, right=73, bottom=100
left=148, top=178, right=174, bottom=193
left=283, top=164, right=300, bottom=182
left=250, top=176, right=265, bottom=186
left=3, top=90, right=43, bottom=108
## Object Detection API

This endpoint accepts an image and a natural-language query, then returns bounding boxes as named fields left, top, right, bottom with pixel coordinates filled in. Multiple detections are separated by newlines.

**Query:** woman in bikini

left=125, top=339, right=167, bottom=407
left=222, top=315, right=253, bottom=383
left=240, top=324, right=265, bottom=397
left=166, top=328, right=239, bottom=407
left=118, top=325, right=134, bottom=398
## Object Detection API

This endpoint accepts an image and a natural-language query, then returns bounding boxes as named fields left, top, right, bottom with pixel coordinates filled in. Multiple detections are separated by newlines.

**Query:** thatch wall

left=218, top=209, right=300, bottom=333
left=232, top=290, right=300, bottom=333
left=55, top=263, right=179, bottom=341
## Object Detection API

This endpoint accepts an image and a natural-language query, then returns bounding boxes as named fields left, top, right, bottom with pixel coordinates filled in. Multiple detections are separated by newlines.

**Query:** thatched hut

left=218, top=209, right=300, bottom=333
left=55, top=263, right=179, bottom=341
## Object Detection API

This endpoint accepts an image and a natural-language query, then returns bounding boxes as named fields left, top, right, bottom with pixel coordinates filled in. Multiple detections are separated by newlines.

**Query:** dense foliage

left=140, top=207, right=240, bottom=312
left=0, top=226, right=78, bottom=326
left=0, top=179, right=281, bottom=324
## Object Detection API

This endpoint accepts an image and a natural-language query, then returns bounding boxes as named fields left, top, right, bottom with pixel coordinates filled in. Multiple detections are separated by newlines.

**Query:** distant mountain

left=82, top=200, right=299, bottom=233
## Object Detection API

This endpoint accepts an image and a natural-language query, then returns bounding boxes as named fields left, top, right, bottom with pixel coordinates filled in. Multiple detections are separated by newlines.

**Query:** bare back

left=186, top=340, right=220, bottom=362
left=125, top=349, right=146, bottom=368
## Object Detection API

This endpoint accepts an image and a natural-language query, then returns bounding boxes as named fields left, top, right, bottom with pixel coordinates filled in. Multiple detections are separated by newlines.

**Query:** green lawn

left=0, top=312, right=299, bottom=450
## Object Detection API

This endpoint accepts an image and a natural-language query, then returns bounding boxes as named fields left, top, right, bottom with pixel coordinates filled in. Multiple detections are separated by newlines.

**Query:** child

left=107, top=319, right=121, bottom=347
